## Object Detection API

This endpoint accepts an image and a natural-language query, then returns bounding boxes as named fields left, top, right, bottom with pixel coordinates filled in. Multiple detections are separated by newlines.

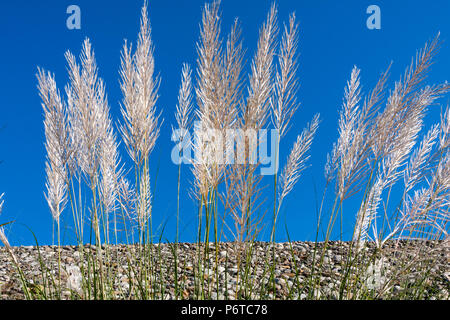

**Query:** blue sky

left=0, top=0, right=449, bottom=245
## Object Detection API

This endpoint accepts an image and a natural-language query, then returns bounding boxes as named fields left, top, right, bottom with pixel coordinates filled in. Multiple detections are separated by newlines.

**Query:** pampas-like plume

left=120, top=3, right=162, bottom=166
left=37, top=69, right=70, bottom=222
left=195, top=0, right=223, bottom=132
left=271, top=13, right=299, bottom=138
left=333, top=66, right=362, bottom=201
left=325, top=64, right=390, bottom=199
left=192, top=0, right=244, bottom=198
left=404, top=124, right=439, bottom=192
left=276, top=114, right=320, bottom=222
left=241, top=3, right=278, bottom=128
left=65, top=38, right=110, bottom=184
left=370, top=34, right=445, bottom=160
left=99, top=120, right=122, bottom=215
left=175, top=63, right=193, bottom=143
left=244, top=3, right=278, bottom=131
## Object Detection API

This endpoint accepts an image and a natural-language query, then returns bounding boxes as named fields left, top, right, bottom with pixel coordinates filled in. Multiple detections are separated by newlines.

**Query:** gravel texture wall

left=0, top=241, right=448, bottom=300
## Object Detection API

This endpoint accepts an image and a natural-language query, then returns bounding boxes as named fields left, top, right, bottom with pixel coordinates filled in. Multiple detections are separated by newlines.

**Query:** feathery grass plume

left=326, top=65, right=391, bottom=201
left=277, top=114, right=320, bottom=218
left=99, top=123, right=122, bottom=215
left=370, top=34, right=444, bottom=161
left=175, top=63, right=193, bottom=144
left=403, top=124, right=439, bottom=193
left=65, top=88, right=80, bottom=178
left=65, top=38, right=110, bottom=185
left=244, top=3, right=278, bottom=130
left=192, top=0, right=244, bottom=197
left=120, top=3, right=162, bottom=166
left=271, top=12, right=299, bottom=138
left=192, top=0, right=223, bottom=193
left=194, top=0, right=223, bottom=136
left=328, top=66, right=362, bottom=201
left=222, top=19, right=244, bottom=127
left=173, top=63, right=193, bottom=229
left=37, top=69, right=70, bottom=222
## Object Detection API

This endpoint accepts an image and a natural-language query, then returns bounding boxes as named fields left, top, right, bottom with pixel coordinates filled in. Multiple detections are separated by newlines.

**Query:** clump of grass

left=182, top=0, right=321, bottom=299
left=312, top=33, right=450, bottom=300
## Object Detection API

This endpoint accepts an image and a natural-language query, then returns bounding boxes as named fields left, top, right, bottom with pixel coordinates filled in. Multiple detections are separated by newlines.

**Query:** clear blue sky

left=0, top=0, right=449, bottom=245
